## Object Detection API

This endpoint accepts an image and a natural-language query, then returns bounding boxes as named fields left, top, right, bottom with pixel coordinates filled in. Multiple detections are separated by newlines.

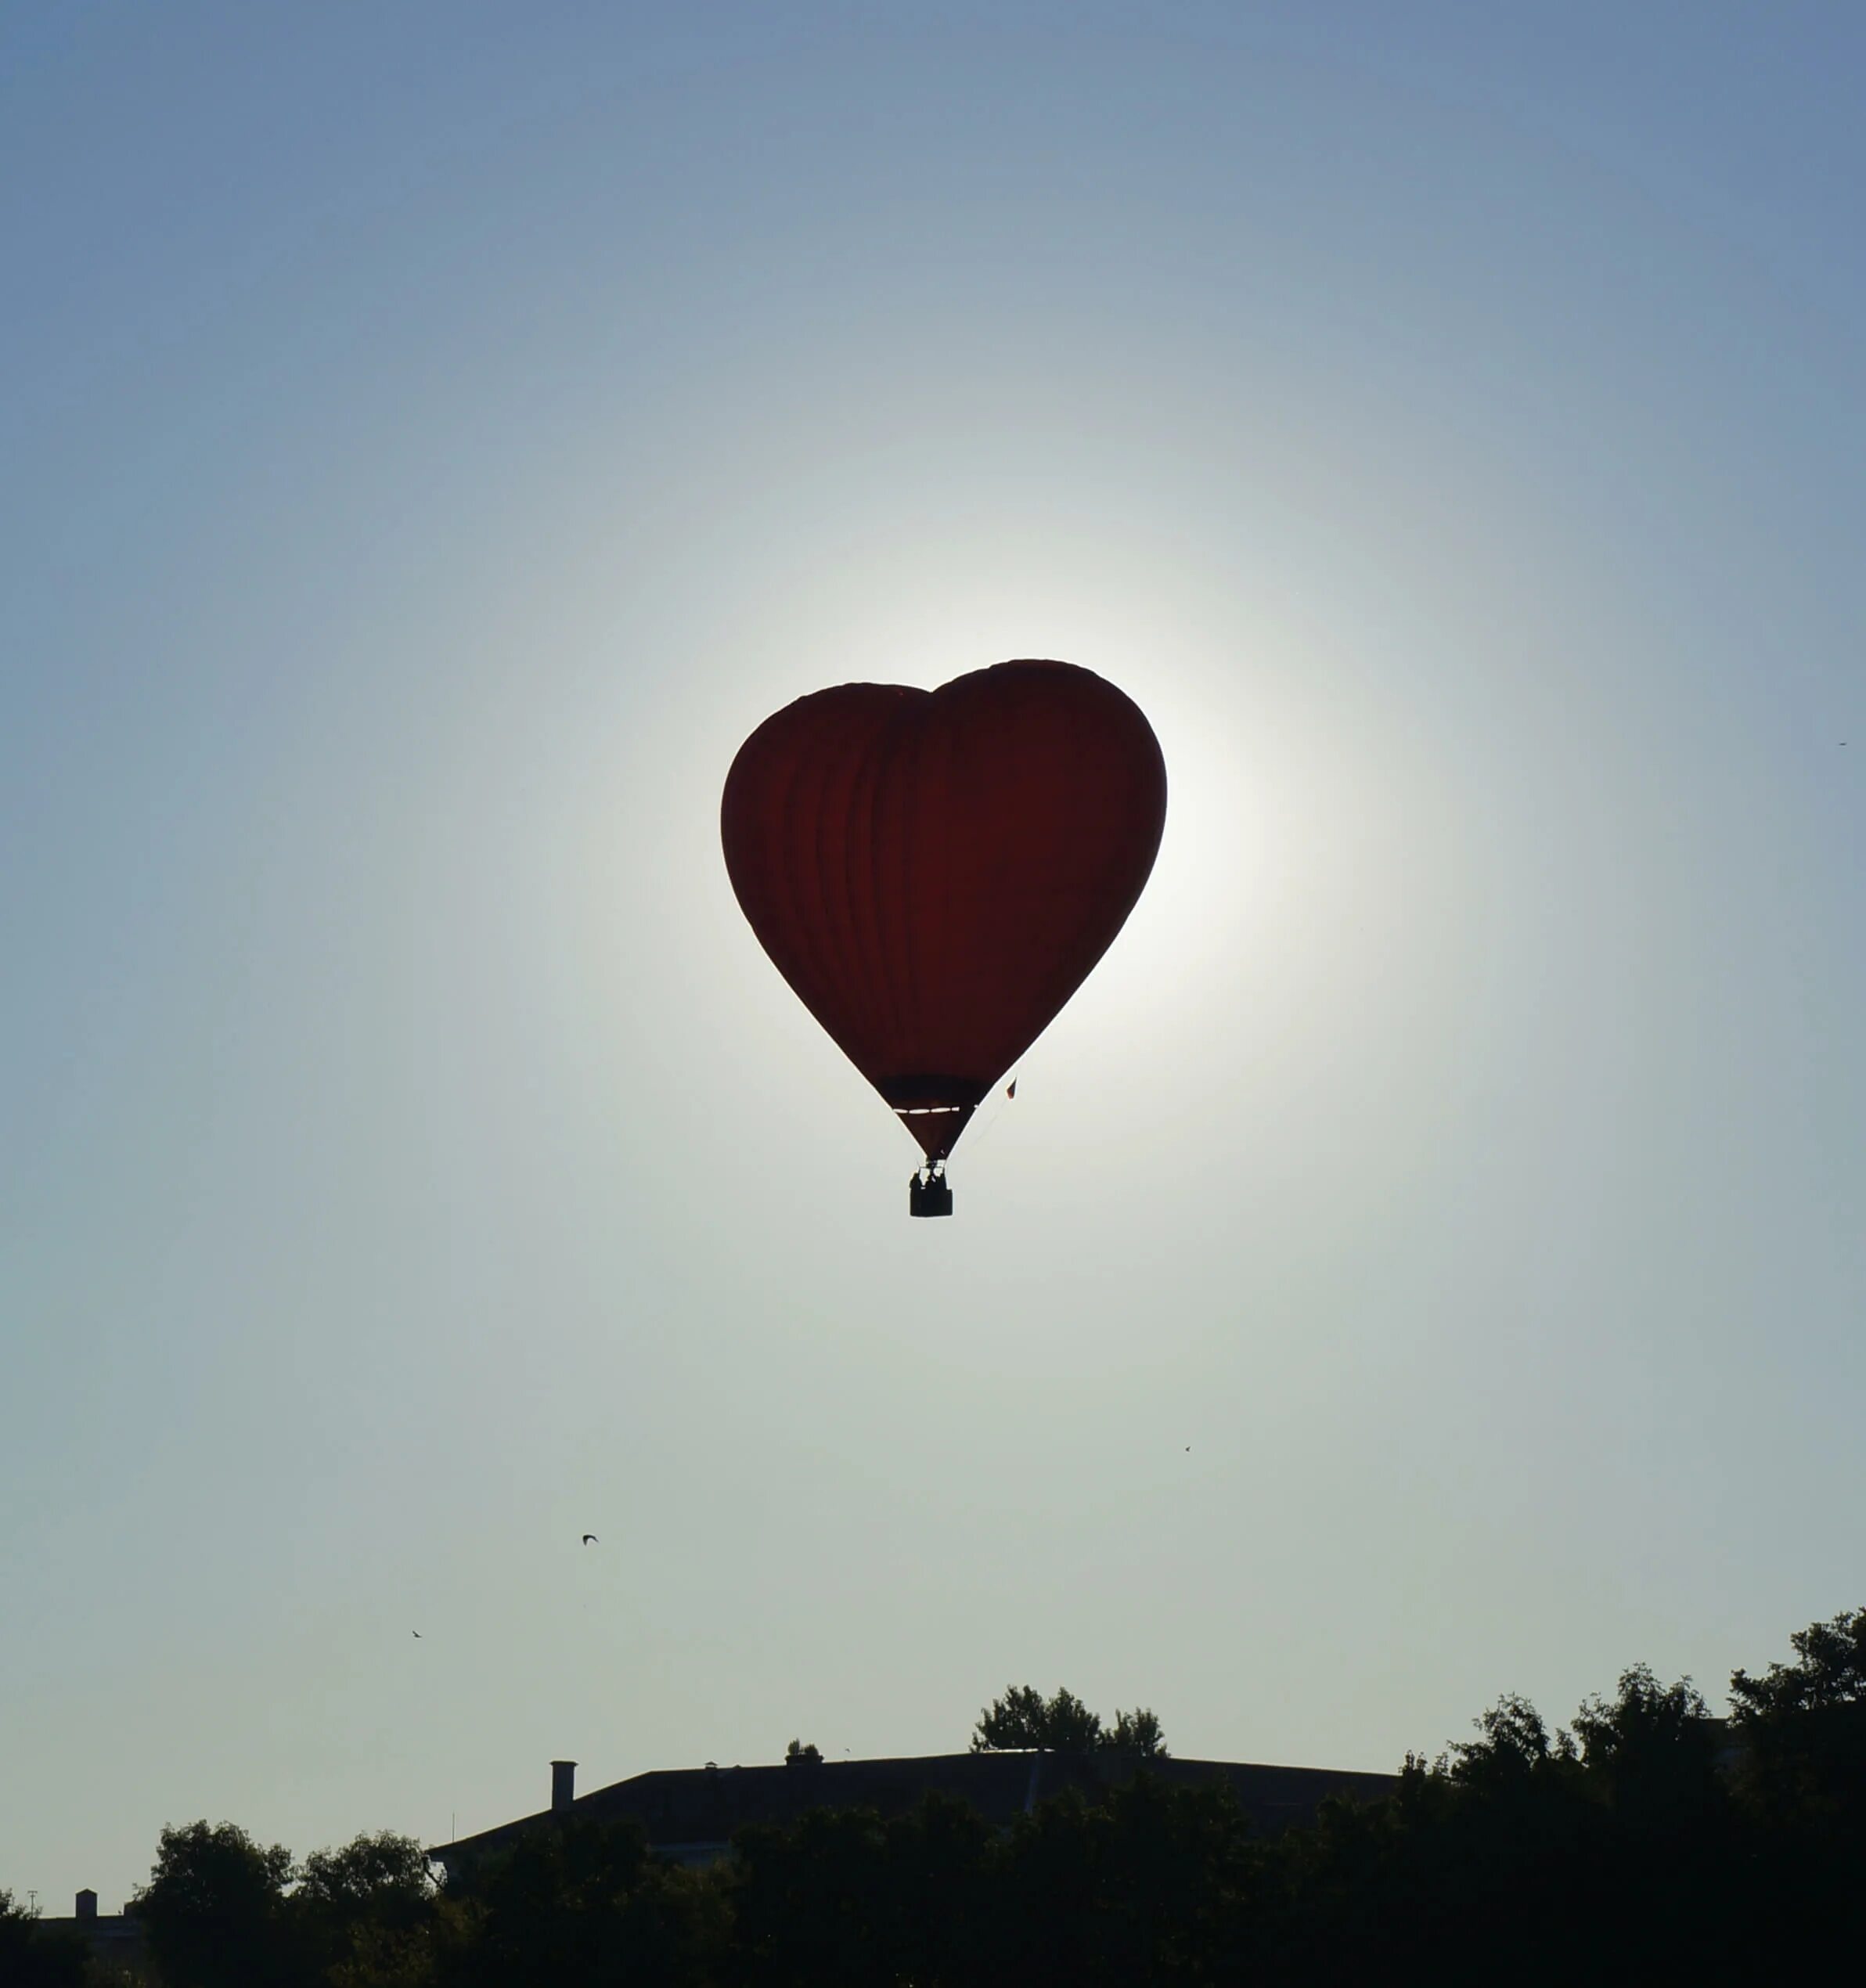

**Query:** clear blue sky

left=3, top=0, right=1861, bottom=1912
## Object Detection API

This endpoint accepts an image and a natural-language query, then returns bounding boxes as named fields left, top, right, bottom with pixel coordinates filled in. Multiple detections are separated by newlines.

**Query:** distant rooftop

left=33, top=1891, right=148, bottom=1965
left=429, top=1749, right=1400, bottom=1875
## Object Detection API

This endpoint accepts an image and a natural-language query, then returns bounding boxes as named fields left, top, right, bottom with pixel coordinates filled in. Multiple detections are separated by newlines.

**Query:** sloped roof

left=428, top=1749, right=1398, bottom=1870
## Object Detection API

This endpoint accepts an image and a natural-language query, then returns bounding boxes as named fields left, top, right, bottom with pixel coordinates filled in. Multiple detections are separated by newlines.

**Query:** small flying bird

left=412, top=1631, right=421, bottom=1638
left=582, top=1534, right=599, bottom=1545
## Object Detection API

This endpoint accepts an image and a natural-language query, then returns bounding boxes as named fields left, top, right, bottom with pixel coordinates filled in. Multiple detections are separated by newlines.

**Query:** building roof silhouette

left=428, top=1748, right=1400, bottom=1877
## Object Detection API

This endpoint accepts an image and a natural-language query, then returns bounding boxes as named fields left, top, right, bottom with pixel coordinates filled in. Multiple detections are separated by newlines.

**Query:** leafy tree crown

left=971, top=1687, right=1167, bottom=1756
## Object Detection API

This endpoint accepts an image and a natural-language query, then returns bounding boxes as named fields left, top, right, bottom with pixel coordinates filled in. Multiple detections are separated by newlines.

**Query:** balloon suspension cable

left=960, top=1078, right=1016, bottom=1161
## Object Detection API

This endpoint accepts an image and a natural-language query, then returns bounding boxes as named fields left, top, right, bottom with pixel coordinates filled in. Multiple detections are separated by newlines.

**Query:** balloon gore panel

left=720, top=660, right=1167, bottom=1160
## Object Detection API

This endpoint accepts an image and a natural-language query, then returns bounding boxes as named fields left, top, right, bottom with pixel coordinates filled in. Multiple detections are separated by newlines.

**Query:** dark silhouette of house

left=428, top=1748, right=1400, bottom=1880
left=34, top=1889, right=149, bottom=1975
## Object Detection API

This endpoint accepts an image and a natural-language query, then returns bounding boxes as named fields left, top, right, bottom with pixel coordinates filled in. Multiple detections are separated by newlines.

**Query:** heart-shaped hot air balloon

left=721, top=659, right=1166, bottom=1214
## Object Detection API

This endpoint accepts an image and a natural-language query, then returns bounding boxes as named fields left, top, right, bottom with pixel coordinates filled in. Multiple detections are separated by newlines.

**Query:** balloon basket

left=910, top=1171, right=953, bottom=1218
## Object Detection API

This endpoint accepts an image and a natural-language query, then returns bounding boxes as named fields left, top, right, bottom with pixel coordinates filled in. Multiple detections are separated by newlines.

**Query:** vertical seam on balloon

left=847, top=716, right=894, bottom=1089
left=771, top=725, right=834, bottom=1032
left=798, top=722, right=852, bottom=1062
left=824, top=714, right=867, bottom=1077
left=819, top=716, right=875, bottom=1075
left=870, top=697, right=914, bottom=1086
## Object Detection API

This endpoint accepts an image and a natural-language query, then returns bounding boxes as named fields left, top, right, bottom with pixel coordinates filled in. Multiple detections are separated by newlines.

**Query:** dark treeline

left=9, top=1604, right=1864, bottom=1987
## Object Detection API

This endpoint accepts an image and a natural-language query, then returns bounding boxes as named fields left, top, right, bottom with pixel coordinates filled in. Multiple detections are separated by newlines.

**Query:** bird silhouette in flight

left=412, top=1630, right=421, bottom=1638
left=582, top=1534, right=599, bottom=1545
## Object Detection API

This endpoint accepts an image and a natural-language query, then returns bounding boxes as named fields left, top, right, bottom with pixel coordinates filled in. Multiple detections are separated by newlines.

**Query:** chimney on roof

left=551, top=1760, right=576, bottom=1813
left=76, top=1890, right=97, bottom=1922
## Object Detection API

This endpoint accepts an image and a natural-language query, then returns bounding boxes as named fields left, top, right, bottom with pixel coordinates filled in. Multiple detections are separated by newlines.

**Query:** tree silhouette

left=1725, top=1602, right=1866, bottom=1948
left=0, top=1891, right=88, bottom=1988
left=971, top=1686, right=1165, bottom=1754
left=1728, top=1603, right=1866, bottom=1826
left=1106, top=1707, right=1169, bottom=1758
left=295, top=1832, right=437, bottom=1987
left=132, top=1821, right=301, bottom=1988
left=435, top=1813, right=722, bottom=1988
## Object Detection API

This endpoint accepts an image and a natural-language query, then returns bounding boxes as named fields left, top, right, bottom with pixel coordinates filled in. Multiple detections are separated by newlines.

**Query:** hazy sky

left=4, top=0, right=1862, bottom=1912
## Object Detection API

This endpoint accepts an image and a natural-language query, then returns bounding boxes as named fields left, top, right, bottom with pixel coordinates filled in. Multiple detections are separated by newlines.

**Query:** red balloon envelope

left=721, top=660, right=1167, bottom=1197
